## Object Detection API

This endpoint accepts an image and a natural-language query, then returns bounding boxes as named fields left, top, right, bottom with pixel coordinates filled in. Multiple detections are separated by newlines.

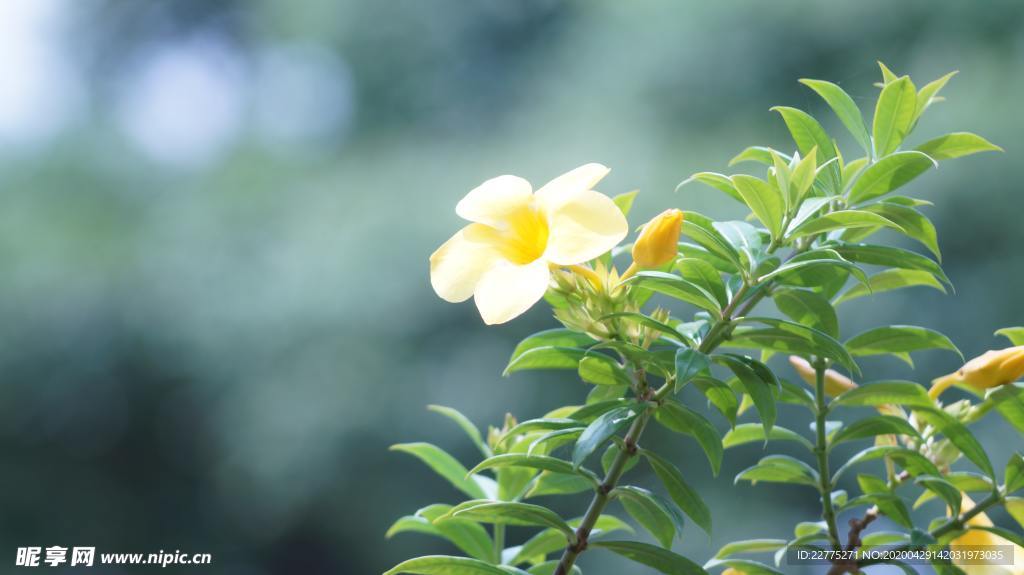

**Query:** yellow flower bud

left=631, top=209, right=684, bottom=269
left=721, top=569, right=746, bottom=575
left=788, top=356, right=857, bottom=397
left=949, top=494, right=1024, bottom=574
left=930, top=345, right=1024, bottom=400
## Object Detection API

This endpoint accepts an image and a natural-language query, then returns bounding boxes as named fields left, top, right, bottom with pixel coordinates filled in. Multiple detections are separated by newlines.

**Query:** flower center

left=498, top=204, right=549, bottom=264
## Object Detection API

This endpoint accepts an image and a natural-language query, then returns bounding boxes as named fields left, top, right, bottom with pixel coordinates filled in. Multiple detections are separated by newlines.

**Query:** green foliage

left=390, top=63, right=1015, bottom=575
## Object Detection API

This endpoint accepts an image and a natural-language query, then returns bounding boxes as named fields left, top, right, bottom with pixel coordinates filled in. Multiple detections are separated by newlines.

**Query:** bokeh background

left=2, top=1, right=1022, bottom=573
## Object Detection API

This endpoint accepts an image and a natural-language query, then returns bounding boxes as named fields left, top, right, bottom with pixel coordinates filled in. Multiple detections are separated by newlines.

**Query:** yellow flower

left=721, top=569, right=746, bottom=575
left=789, top=355, right=858, bottom=397
left=631, top=209, right=684, bottom=269
left=949, top=494, right=1024, bottom=575
left=788, top=356, right=903, bottom=417
left=930, top=346, right=1024, bottom=400
left=430, top=164, right=628, bottom=325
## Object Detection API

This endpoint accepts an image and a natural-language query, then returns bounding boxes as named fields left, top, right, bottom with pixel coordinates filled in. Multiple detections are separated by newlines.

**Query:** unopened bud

left=632, top=209, right=684, bottom=269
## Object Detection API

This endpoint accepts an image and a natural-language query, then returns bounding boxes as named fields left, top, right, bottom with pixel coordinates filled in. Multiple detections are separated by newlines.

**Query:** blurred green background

left=1, top=1, right=1022, bottom=573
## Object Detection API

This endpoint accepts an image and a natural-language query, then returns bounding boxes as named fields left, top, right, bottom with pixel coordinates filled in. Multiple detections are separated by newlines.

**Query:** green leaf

left=736, top=317, right=858, bottom=374
left=860, top=202, right=941, bottom=259
left=731, top=174, right=785, bottom=238
left=468, top=454, right=597, bottom=485
left=873, top=76, right=917, bottom=156
left=705, top=559, right=784, bottom=575
left=915, top=132, right=1002, bottom=160
left=834, top=269, right=945, bottom=305
left=641, top=449, right=713, bottom=534
left=829, top=415, right=920, bottom=447
left=573, top=406, right=639, bottom=468
left=450, top=502, right=575, bottom=539
left=831, top=243, right=950, bottom=287
left=714, top=539, right=788, bottom=560
left=613, top=190, right=639, bottom=216
left=510, top=329, right=596, bottom=365
left=675, top=348, right=711, bottom=389
left=593, top=541, right=710, bottom=574
left=578, top=354, right=632, bottom=387
left=387, top=506, right=494, bottom=562
left=1006, top=497, right=1024, bottom=532
left=996, top=327, right=1024, bottom=346
left=692, top=376, right=740, bottom=425
left=846, top=325, right=960, bottom=360
left=773, top=288, right=839, bottom=338
left=714, top=220, right=767, bottom=273
left=678, top=172, right=744, bottom=204
left=677, top=258, right=728, bottom=307
left=525, top=562, right=580, bottom=575
left=1007, top=454, right=1024, bottom=493
left=790, top=147, right=819, bottom=202
left=505, top=346, right=588, bottom=376
left=847, top=151, right=935, bottom=205
left=832, top=380, right=933, bottom=408
left=569, top=400, right=631, bottom=423
left=757, top=249, right=866, bottom=287
left=729, top=146, right=783, bottom=166
left=915, top=70, right=957, bottom=116
left=914, top=475, right=962, bottom=516
left=788, top=210, right=903, bottom=239
left=384, top=555, right=529, bottom=575
left=715, top=354, right=777, bottom=434
left=877, top=61, right=899, bottom=85
left=833, top=445, right=939, bottom=483
left=615, top=486, right=682, bottom=548
left=722, top=423, right=814, bottom=451
left=914, top=408, right=994, bottom=477
left=991, top=384, right=1024, bottom=434
left=770, top=106, right=840, bottom=192
left=623, top=271, right=722, bottom=315
left=844, top=492, right=913, bottom=528
left=913, top=472, right=994, bottom=508
left=800, top=78, right=871, bottom=153
left=600, top=312, right=689, bottom=345
left=655, top=400, right=723, bottom=475
left=428, top=405, right=490, bottom=458
left=497, top=418, right=582, bottom=447
left=526, top=472, right=595, bottom=498
left=735, top=454, right=819, bottom=488
left=680, top=211, right=743, bottom=272
left=390, top=443, right=487, bottom=499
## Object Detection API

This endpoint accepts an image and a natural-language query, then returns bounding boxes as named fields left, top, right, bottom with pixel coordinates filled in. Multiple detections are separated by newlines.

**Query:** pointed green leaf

left=847, top=151, right=935, bottom=205
left=914, top=408, right=994, bottom=477
left=735, top=454, right=819, bottom=488
left=616, top=486, right=681, bottom=548
left=573, top=406, right=638, bottom=468
left=578, top=354, right=632, bottom=387
left=678, top=172, right=744, bottom=204
left=800, top=79, right=871, bottom=152
left=505, top=346, right=588, bottom=376
left=829, top=415, right=920, bottom=447
left=450, top=502, right=575, bottom=539
left=592, top=540, right=709, bottom=574
left=770, top=106, right=840, bottom=192
left=677, top=258, right=728, bottom=307
left=468, top=454, right=597, bottom=485
left=832, top=243, right=950, bottom=287
left=390, top=443, right=487, bottom=499
left=773, top=288, right=839, bottom=338
left=915, top=132, right=1001, bottom=160
left=674, top=348, right=711, bottom=389
left=641, top=449, right=712, bottom=534
left=510, top=329, right=596, bottom=364
left=655, top=400, right=723, bottom=475
left=428, top=405, right=490, bottom=457
left=846, top=326, right=960, bottom=359
left=996, top=327, right=1024, bottom=347
left=623, top=271, right=722, bottom=315
left=835, top=269, right=945, bottom=305
left=722, top=423, right=814, bottom=451
left=873, top=76, right=917, bottom=156
left=384, top=556, right=529, bottom=575
left=832, top=380, right=932, bottom=408
left=730, top=175, right=785, bottom=238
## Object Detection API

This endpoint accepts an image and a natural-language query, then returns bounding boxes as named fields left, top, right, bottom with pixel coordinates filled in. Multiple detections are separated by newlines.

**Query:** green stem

left=813, top=357, right=842, bottom=549
left=493, top=524, right=505, bottom=564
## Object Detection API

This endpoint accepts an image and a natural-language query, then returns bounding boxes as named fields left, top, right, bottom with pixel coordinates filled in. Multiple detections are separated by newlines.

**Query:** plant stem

left=553, top=411, right=651, bottom=575
left=493, top=524, right=505, bottom=564
left=813, top=357, right=842, bottom=549
left=553, top=281, right=762, bottom=575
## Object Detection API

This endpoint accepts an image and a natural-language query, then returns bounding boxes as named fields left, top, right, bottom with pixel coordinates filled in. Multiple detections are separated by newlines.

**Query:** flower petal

left=543, top=189, right=628, bottom=265
left=456, top=175, right=533, bottom=227
left=429, top=224, right=501, bottom=303
left=534, top=163, right=611, bottom=211
left=473, top=259, right=550, bottom=325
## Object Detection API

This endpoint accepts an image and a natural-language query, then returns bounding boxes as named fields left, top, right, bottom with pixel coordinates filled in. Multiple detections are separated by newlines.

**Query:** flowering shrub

left=388, top=63, right=1022, bottom=575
